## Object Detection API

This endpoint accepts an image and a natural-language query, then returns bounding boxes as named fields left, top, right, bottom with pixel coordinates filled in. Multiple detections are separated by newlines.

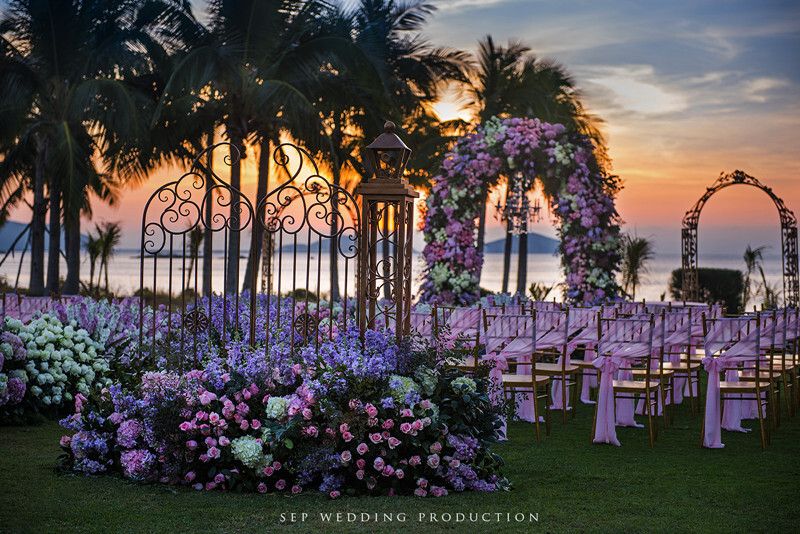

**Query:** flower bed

left=38, top=297, right=507, bottom=497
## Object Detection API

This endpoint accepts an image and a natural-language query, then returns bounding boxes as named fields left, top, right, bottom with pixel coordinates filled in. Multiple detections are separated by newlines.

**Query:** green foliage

left=620, top=233, right=655, bottom=300
left=529, top=282, right=555, bottom=301
left=670, top=268, right=744, bottom=312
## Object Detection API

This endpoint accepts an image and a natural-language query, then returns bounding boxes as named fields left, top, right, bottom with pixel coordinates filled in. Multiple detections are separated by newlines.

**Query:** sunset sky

left=7, top=0, right=799, bottom=261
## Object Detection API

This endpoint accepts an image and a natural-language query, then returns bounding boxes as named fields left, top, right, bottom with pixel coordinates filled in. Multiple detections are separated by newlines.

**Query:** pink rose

left=342, top=431, right=353, bottom=442
left=251, top=419, right=261, bottom=430
left=356, top=443, right=369, bottom=455
left=426, top=454, right=440, bottom=468
left=400, top=423, right=413, bottom=434
left=369, top=433, right=382, bottom=444
left=273, top=461, right=282, bottom=470
left=240, top=420, right=249, bottom=431
left=430, top=442, right=442, bottom=454
left=356, top=469, right=365, bottom=480
left=209, top=413, right=220, bottom=425
left=178, top=421, right=192, bottom=432
left=236, top=402, right=249, bottom=415
left=249, top=383, right=259, bottom=395
left=199, top=392, right=216, bottom=406
left=291, top=485, right=302, bottom=495
left=381, top=465, right=395, bottom=477
left=263, top=466, right=274, bottom=476
left=204, top=437, right=217, bottom=447
left=207, top=447, right=221, bottom=459
left=200, top=424, right=211, bottom=436
left=195, top=411, right=208, bottom=421
left=340, top=451, right=352, bottom=464
left=419, top=400, right=431, bottom=410
left=381, top=431, right=390, bottom=439
left=329, top=490, right=340, bottom=499
left=186, top=440, right=198, bottom=451
left=242, top=389, right=251, bottom=400
left=339, top=423, right=349, bottom=434
left=356, top=459, right=366, bottom=469
left=365, top=404, right=378, bottom=418
left=373, top=457, right=385, bottom=471
left=401, top=409, right=413, bottom=418
left=184, top=471, right=196, bottom=482
left=292, top=364, right=303, bottom=376
left=205, top=482, right=216, bottom=491
left=275, top=479, right=286, bottom=490
left=306, top=426, right=318, bottom=438
left=417, top=478, right=428, bottom=488
left=382, top=419, right=394, bottom=430
left=219, top=436, right=230, bottom=447
left=257, top=483, right=267, bottom=494
left=199, top=454, right=209, bottom=462
left=412, top=420, right=423, bottom=431
left=431, top=486, right=448, bottom=497
left=395, top=468, right=405, bottom=479
left=414, top=488, right=427, bottom=497
left=214, top=474, right=225, bottom=484
left=302, top=408, right=312, bottom=420
left=449, top=459, right=461, bottom=469
left=387, top=437, right=401, bottom=449
left=409, top=455, right=421, bottom=466
left=349, top=399, right=361, bottom=410
left=59, top=435, right=72, bottom=447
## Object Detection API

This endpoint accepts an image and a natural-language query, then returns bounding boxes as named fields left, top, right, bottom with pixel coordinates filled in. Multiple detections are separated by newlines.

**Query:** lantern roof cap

left=367, top=121, right=410, bottom=151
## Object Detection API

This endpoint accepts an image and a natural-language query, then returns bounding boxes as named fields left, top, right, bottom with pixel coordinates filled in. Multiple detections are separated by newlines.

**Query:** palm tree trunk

left=329, top=163, right=341, bottom=303
left=516, top=222, right=528, bottom=295
left=64, top=218, right=81, bottom=295
left=477, top=190, right=488, bottom=254
left=29, top=140, right=47, bottom=295
left=242, top=139, right=270, bottom=293
left=46, top=181, right=61, bottom=294
left=203, top=130, right=214, bottom=297
left=225, top=139, right=242, bottom=295
left=502, top=223, right=512, bottom=294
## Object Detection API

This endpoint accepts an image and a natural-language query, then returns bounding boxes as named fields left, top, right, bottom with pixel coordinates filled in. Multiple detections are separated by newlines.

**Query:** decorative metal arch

left=681, top=170, right=799, bottom=308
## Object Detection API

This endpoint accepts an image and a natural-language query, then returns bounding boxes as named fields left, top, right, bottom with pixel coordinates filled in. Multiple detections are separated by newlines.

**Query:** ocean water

left=0, top=249, right=785, bottom=305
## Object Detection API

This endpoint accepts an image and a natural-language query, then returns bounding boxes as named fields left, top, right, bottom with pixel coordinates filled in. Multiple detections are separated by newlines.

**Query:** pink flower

left=195, top=411, right=208, bottom=421
left=59, top=435, right=72, bottom=447
left=207, top=447, right=221, bottom=459
left=356, top=443, right=369, bottom=455
left=342, top=431, right=353, bottom=442
left=209, top=412, right=220, bottom=425
left=302, top=408, right=312, bottom=420
left=419, top=400, right=431, bottom=410
left=306, top=426, right=318, bottom=438
left=395, top=469, right=405, bottom=479
left=387, top=437, right=401, bottom=449
left=365, top=404, right=378, bottom=418
left=291, top=485, right=302, bottom=495
left=409, top=455, right=421, bottom=467
left=367, top=418, right=378, bottom=427
left=381, top=419, right=394, bottom=430
left=339, top=423, right=349, bottom=434
left=275, top=479, right=286, bottom=490
left=401, top=409, right=413, bottom=418
left=214, top=474, right=225, bottom=484
left=219, top=436, right=230, bottom=447
left=417, top=478, right=428, bottom=488
left=199, top=454, right=209, bottom=463
left=381, top=465, right=395, bottom=477
left=431, top=486, right=448, bottom=497
left=204, top=437, right=217, bottom=448
left=263, top=466, right=274, bottom=477
left=186, top=440, right=198, bottom=450
left=242, top=389, right=251, bottom=401
left=356, top=469, right=365, bottom=480
left=414, top=488, right=427, bottom=497
left=184, top=471, right=196, bottom=482
left=427, top=454, right=440, bottom=468
left=200, top=424, right=211, bottom=436
left=369, top=433, right=382, bottom=444
left=240, top=420, right=249, bottom=431
left=449, top=459, right=461, bottom=469
left=257, top=483, right=267, bottom=494
left=199, top=392, right=217, bottom=406
left=236, top=402, right=249, bottom=416
left=250, top=419, right=261, bottom=430
left=329, top=490, right=340, bottom=499
left=430, top=442, right=442, bottom=454
left=381, top=431, right=390, bottom=440
left=273, top=461, right=282, bottom=470
left=412, top=420, right=423, bottom=431
left=373, top=457, right=385, bottom=471
left=340, top=451, right=352, bottom=464
left=292, top=364, right=303, bottom=376
left=178, top=421, right=192, bottom=432
left=108, top=412, right=123, bottom=425
left=205, top=482, right=216, bottom=491
left=400, top=423, right=413, bottom=434
left=349, top=399, right=361, bottom=410
left=356, top=459, right=366, bottom=469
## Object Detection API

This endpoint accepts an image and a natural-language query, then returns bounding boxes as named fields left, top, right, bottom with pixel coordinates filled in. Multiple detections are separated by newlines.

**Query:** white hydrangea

left=265, top=396, right=290, bottom=419
left=230, top=436, right=264, bottom=469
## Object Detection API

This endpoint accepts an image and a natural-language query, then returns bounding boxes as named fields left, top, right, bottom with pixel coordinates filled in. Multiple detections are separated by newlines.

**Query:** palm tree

left=742, top=244, right=766, bottom=311
left=621, top=233, right=655, bottom=300
left=463, top=35, right=605, bottom=294
left=0, top=0, right=193, bottom=295
left=185, top=226, right=204, bottom=291
left=98, top=222, right=122, bottom=293
left=86, top=229, right=102, bottom=295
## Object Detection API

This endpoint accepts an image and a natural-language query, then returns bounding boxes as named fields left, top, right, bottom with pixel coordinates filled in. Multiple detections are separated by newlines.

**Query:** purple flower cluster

left=419, top=116, right=622, bottom=305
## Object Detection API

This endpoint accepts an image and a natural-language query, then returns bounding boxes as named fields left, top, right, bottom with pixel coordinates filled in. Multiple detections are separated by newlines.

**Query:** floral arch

left=419, top=116, right=622, bottom=305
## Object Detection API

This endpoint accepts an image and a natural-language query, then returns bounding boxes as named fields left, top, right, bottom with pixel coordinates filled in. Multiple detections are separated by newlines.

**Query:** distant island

left=483, top=232, right=559, bottom=254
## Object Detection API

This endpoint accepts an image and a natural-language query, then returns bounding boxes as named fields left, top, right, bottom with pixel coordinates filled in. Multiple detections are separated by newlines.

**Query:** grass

left=1, top=400, right=799, bottom=534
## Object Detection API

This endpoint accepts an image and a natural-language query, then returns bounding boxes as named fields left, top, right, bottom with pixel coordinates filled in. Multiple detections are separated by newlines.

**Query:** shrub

left=669, top=268, right=744, bottom=312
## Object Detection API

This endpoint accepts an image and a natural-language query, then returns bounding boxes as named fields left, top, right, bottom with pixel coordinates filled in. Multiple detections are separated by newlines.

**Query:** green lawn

left=2, top=401, right=799, bottom=534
